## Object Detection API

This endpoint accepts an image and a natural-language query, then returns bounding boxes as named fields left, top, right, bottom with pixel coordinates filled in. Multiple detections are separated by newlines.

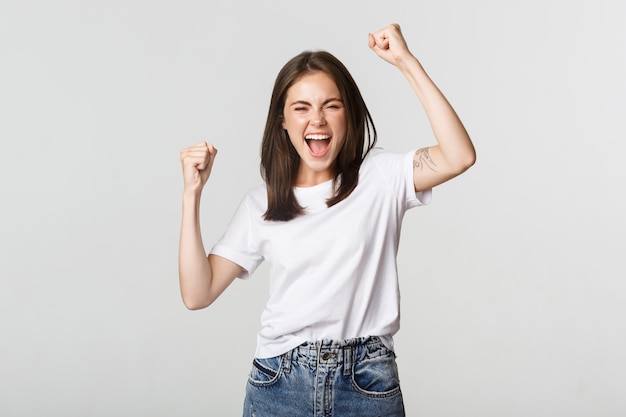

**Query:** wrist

left=396, top=53, right=422, bottom=74
left=182, top=188, right=202, bottom=205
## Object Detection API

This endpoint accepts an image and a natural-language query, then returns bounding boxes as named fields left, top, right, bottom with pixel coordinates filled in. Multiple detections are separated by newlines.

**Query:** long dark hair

left=260, top=50, right=377, bottom=221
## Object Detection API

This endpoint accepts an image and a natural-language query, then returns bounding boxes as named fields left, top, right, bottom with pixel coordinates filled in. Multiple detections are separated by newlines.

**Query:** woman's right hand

left=180, top=141, right=218, bottom=193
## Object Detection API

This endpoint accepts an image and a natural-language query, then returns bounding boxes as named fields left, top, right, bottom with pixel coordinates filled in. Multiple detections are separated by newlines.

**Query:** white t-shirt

left=211, top=147, right=431, bottom=358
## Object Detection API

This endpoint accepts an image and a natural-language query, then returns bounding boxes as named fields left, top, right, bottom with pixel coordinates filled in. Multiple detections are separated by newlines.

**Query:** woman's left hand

left=368, top=23, right=413, bottom=67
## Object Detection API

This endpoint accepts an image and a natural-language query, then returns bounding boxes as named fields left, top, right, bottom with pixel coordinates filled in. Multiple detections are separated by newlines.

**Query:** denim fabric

left=243, top=336, right=405, bottom=417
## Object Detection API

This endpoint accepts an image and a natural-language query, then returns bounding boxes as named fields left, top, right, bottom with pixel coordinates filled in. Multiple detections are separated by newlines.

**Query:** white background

left=1, top=0, right=625, bottom=416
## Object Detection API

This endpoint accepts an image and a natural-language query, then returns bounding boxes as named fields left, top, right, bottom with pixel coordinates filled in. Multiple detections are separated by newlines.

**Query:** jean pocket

left=248, top=356, right=283, bottom=387
left=351, top=353, right=402, bottom=398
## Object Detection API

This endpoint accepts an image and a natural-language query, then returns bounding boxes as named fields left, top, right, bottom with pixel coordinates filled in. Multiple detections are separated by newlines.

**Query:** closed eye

left=324, top=99, right=343, bottom=110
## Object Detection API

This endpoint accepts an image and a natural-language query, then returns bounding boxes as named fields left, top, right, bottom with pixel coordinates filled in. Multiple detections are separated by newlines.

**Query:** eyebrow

left=289, top=98, right=343, bottom=107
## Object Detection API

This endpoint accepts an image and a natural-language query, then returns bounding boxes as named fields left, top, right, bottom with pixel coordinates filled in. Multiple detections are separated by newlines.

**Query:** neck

left=294, top=167, right=335, bottom=188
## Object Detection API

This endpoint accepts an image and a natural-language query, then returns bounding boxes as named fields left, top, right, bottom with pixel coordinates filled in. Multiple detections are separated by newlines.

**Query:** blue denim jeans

left=243, top=336, right=405, bottom=417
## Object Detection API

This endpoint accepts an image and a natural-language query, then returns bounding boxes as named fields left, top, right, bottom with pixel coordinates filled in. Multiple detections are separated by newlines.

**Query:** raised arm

left=178, top=142, right=243, bottom=310
left=368, top=23, right=476, bottom=191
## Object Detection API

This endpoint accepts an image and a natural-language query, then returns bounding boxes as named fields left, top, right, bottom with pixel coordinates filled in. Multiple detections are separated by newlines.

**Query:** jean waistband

left=281, top=336, right=390, bottom=374
left=298, top=335, right=382, bottom=351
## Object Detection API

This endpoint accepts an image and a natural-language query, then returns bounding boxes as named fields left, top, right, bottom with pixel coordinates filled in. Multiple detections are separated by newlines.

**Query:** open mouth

left=305, top=134, right=331, bottom=157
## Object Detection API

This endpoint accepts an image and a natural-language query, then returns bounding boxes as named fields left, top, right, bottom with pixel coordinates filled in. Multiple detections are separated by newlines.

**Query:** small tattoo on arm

left=413, top=148, right=437, bottom=172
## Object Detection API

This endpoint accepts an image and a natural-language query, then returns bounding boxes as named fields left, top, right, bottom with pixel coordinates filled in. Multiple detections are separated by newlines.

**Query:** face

left=282, top=71, right=347, bottom=187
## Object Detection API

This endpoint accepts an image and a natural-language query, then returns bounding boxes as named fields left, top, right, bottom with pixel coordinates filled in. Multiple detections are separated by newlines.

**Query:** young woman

left=179, top=23, right=475, bottom=417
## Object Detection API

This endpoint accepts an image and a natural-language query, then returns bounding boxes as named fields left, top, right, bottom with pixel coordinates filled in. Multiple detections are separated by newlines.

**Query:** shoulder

left=361, top=147, right=411, bottom=173
left=245, top=183, right=267, bottom=200
left=233, top=183, right=267, bottom=217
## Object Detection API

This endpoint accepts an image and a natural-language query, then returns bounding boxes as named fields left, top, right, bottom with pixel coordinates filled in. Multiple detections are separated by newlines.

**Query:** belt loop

left=316, top=341, right=322, bottom=366
left=283, top=349, right=292, bottom=373
left=343, top=346, right=352, bottom=376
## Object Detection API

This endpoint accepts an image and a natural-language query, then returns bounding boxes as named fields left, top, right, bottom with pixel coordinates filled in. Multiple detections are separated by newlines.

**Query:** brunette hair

left=260, top=50, right=377, bottom=221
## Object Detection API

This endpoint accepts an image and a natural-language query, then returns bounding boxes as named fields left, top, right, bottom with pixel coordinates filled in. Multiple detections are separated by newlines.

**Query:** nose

left=311, top=109, right=326, bottom=126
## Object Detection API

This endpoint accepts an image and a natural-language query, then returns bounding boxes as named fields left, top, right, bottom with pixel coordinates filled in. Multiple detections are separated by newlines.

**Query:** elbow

left=449, top=151, right=476, bottom=176
left=181, top=294, right=212, bottom=311
left=184, top=302, right=206, bottom=311
left=462, top=150, right=477, bottom=171
left=183, top=300, right=211, bottom=311
left=455, top=145, right=477, bottom=173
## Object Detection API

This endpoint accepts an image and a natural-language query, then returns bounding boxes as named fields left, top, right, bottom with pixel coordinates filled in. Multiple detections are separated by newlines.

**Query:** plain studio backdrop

left=1, top=0, right=625, bottom=416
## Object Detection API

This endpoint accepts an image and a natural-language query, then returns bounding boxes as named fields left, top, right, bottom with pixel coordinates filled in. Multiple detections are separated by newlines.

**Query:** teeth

left=305, top=134, right=330, bottom=140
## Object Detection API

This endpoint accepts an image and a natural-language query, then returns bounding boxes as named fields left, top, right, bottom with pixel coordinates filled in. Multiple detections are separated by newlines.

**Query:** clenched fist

left=368, top=23, right=413, bottom=67
left=180, top=141, right=218, bottom=193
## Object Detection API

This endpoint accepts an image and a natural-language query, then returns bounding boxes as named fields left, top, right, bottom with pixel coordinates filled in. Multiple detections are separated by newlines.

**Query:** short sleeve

left=368, top=147, right=432, bottom=210
left=210, top=194, right=264, bottom=279
left=403, top=149, right=432, bottom=209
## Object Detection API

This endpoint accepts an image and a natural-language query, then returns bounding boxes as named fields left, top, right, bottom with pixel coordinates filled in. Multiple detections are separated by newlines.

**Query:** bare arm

left=369, top=24, right=476, bottom=191
left=178, top=142, right=243, bottom=310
